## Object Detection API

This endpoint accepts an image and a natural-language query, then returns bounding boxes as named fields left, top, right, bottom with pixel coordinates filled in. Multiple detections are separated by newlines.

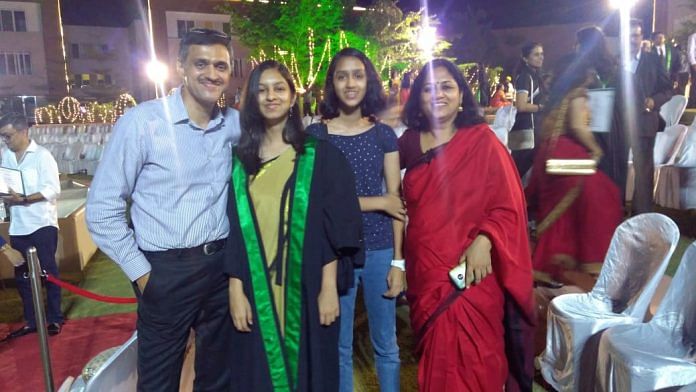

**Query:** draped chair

left=490, top=104, right=516, bottom=147
left=596, top=243, right=696, bottom=391
left=659, top=95, right=688, bottom=128
left=68, top=333, right=138, bottom=391
left=653, top=124, right=689, bottom=208
left=540, top=213, right=680, bottom=391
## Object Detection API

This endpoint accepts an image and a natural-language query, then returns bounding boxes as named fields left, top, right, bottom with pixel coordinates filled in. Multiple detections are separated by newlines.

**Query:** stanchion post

left=27, top=246, right=55, bottom=392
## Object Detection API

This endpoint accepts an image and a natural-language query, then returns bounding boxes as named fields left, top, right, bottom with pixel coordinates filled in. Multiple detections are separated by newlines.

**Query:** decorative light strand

left=339, top=30, right=348, bottom=49
left=58, top=96, right=80, bottom=123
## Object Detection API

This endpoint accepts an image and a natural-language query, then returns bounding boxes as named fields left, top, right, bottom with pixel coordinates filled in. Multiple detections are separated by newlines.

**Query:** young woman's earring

left=457, top=105, right=464, bottom=112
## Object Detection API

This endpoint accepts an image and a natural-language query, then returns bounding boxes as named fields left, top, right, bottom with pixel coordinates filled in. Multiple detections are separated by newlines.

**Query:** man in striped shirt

left=86, top=29, right=240, bottom=391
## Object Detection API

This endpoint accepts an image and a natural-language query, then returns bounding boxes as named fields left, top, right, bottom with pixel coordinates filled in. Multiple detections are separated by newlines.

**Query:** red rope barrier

left=46, top=274, right=137, bottom=304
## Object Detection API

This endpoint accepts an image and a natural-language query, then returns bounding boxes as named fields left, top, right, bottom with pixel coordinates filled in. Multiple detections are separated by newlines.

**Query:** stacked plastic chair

left=540, top=213, right=680, bottom=391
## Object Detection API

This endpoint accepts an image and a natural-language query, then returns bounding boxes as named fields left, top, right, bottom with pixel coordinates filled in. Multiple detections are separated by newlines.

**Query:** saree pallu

left=527, top=135, right=622, bottom=279
left=402, top=124, right=535, bottom=392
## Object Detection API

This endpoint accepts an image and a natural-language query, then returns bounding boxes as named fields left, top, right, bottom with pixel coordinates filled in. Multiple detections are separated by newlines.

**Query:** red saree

left=400, top=124, right=535, bottom=392
left=526, top=88, right=622, bottom=280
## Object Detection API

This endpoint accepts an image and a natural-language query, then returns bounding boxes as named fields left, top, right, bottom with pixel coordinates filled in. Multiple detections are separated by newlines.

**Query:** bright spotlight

left=145, top=60, right=168, bottom=84
left=609, top=0, right=638, bottom=9
left=418, top=26, right=437, bottom=53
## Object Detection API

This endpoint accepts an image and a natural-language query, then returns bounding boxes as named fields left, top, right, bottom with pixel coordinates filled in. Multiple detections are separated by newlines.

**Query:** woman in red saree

left=525, top=57, right=622, bottom=284
left=399, top=59, right=535, bottom=392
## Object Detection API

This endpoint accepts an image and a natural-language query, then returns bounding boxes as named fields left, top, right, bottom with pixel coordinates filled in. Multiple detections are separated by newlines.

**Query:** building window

left=80, top=73, right=90, bottom=87
left=101, top=44, right=109, bottom=54
left=222, top=22, right=230, bottom=35
left=177, top=20, right=195, bottom=38
left=14, top=11, right=25, bottom=32
left=0, top=10, right=26, bottom=32
left=233, top=58, right=244, bottom=79
left=1, top=10, right=14, bottom=31
left=105, top=74, right=112, bottom=85
left=71, top=43, right=80, bottom=59
left=0, top=52, right=31, bottom=75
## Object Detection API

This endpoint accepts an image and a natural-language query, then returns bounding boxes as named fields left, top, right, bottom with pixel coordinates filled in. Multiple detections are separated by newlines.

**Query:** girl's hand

left=382, top=194, right=406, bottom=221
left=383, top=267, right=405, bottom=298
left=460, top=235, right=493, bottom=288
left=318, top=287, right=340, bottom=326
left=229, top=279, right=253, bottom=332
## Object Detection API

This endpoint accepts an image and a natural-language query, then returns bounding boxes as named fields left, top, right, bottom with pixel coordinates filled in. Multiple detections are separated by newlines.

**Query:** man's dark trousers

left=11, top=226, right=62, bottom=328
left=136, top=246, right=232, bottom=391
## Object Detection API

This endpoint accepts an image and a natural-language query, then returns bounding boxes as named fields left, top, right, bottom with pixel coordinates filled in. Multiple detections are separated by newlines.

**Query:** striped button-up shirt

left=86, top=88, right=241, bottom=281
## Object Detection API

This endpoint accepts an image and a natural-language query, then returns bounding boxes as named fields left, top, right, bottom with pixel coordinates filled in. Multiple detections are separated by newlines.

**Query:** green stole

left=231, top=137, right=317, bottom=391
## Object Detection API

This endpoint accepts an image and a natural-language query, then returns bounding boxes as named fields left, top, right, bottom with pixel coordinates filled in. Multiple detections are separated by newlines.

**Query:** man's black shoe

left=2, top=325, right=37, bottom=341
left=47, top=323, right=62, bottom=336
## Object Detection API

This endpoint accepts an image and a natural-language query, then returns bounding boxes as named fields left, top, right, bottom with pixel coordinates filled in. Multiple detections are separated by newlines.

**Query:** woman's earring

left=289, top=106, right=294, bottom=116
left=457, top=105, right=464, bottom=112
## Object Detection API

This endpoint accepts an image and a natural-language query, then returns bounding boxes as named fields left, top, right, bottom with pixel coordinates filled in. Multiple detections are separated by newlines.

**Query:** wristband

left=390, top=259, right=405, bottom=271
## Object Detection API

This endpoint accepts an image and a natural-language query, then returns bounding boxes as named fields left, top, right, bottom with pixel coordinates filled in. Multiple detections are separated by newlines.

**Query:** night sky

left=61, top=0, right=652, bottom=32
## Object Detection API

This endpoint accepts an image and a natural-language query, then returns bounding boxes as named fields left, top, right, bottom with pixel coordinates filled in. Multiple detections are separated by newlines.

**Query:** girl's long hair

left=402, top=58, right=485, bottom=132
left=237, top=60, right=306, bottom=175
left=320, top=47, right=386, bottom=121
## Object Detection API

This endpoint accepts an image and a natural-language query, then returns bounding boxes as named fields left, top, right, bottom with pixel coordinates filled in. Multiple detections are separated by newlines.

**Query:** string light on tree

left=339, top=30, right=348, bottom=49
left=114, top=93, right=137, bottom=119
left=58, top=96, right=81, bottom=123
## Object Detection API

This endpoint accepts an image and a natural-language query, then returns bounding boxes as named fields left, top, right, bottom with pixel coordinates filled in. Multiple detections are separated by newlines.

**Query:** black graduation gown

left=224, top=140, right=363, bottom=392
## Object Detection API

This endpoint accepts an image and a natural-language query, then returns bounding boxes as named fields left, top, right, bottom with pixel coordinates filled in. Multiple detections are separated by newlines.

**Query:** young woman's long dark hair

left=237, top=60, right=306, bottom=175
left=575, top=26, right=617, bottom=84
left=320, top=47, right=386, bottom=120
left=544, top=55, right=597, bottom=112
left=513, top=42, right=543, bottom=77
left=402, top=58, right=485, bottom=132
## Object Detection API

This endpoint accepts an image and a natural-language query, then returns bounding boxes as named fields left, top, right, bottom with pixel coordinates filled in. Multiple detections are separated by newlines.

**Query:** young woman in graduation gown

left=398, top=59, right=535, bottom=392
left=224, top=60, right=363, bottom=391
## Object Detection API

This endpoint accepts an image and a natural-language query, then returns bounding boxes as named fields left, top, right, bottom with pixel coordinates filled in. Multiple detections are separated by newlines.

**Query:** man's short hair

left=0, top=112, right=29, bottom=131
left=651, top=31, right=664, bottom=40
left=178, top=28, right=232, bottom=63
left=630, top=18, right=644, bottom=31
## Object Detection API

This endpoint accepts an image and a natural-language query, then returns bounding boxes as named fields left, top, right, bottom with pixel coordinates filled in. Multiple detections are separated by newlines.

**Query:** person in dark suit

left=650, top=32, right=682, bottom=92
left=623, top=20, right=673, bottom=214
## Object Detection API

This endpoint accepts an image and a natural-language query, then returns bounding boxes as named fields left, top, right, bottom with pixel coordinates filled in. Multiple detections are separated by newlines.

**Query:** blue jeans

left=339, top=248, right=400, bottom=392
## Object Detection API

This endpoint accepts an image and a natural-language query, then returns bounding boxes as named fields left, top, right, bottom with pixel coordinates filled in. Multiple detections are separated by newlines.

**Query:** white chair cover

left=653, top=125, right=689, bottom=208
left=659, top=95, right=687, bottom=128
left=676, top=126, right=696, bottom=168
left=70, top=332, right=138, bottom=392
left=490, top=105, right=517, bottom=148
left=654, top=125, right=688, bottom=166
left=492, top=105, right=517, bottom=131
left=540, top=213, right=680, bottom=391
left=596, top=243, right=696, bottom=391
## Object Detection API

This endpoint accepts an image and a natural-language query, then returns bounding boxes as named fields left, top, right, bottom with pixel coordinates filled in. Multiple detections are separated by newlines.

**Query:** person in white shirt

left=0, top=113, right=62, bottom=340
left=688, top=32, right=696, bottom=107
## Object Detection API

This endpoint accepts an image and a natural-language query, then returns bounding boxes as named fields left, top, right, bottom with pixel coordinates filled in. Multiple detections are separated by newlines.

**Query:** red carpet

left=0, top=313, right=136, bottom=391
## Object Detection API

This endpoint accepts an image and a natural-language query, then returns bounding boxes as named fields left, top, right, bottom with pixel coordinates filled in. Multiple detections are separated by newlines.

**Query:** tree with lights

left=220, top=0, right=451, bottom=89
left=369, top=10, right=451, bottom=77
left=220, top=0, right=347, bottom=92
